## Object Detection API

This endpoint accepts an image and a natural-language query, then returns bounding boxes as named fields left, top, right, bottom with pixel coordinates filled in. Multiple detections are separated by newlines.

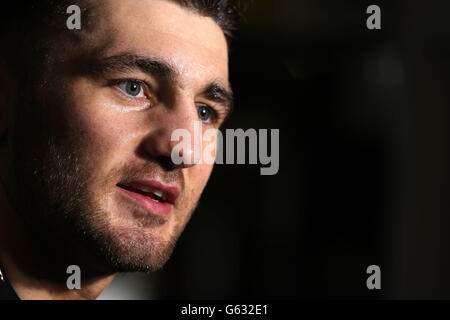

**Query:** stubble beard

left=9, top=107, right=194, bottom=279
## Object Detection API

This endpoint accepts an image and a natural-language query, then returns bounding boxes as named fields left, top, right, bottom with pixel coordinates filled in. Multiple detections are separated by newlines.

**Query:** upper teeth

left=153, top=191, right=163, bottom=198
left=138, top=187, right=163, bottom=198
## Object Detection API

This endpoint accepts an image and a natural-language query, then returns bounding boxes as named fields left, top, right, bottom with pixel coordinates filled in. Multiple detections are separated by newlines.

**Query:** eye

left=116, top=80, right=145, bottom=98
left=197, top=105, right=215, bottom=123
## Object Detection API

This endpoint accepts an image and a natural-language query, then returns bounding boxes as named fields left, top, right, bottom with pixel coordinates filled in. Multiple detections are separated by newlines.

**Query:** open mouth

left=117, top=183, right=167, bottom=203
left=115, top=180, right=180, bottom=217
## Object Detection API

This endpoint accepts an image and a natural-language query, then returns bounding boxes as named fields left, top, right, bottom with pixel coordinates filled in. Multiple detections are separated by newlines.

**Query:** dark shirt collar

left=0, top=268, right=20, bottom=300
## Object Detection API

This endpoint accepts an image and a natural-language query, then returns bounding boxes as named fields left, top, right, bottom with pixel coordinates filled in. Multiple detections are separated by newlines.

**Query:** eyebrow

left=201, top=82, right=234, bottom=116
left=90, top=53, right=234, bottom=114
left=92, top=53, right=175, bottom=80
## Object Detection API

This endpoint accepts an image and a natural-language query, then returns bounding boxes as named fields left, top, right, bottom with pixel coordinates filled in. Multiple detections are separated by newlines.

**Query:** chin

left=92, top=222, right=178, bottom=273
left=84, top=192, right=192, bottom=273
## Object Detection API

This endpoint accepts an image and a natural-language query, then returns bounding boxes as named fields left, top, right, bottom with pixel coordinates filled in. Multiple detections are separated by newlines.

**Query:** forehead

left=79, top=0, right=229, bottom=85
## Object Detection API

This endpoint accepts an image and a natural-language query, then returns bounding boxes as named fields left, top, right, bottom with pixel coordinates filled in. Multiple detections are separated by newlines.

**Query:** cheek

left=67, top=81, right=145, bottom=165
left=189, top=132, right=218, bottom=191
left=186, top=162, right=214, bottom=199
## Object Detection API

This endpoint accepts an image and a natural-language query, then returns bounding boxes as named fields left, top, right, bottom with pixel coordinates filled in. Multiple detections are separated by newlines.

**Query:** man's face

left=9, top=0, right=230, bottom=273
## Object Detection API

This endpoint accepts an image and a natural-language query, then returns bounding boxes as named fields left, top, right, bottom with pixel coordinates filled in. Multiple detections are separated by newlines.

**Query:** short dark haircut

left=168, top=0, right=240, bottom=40
left=0, top=0, right=240, bottom=80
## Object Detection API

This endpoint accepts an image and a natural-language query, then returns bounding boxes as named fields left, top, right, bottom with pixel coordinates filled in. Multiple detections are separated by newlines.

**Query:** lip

left=116, top=180, right=180, bottom=217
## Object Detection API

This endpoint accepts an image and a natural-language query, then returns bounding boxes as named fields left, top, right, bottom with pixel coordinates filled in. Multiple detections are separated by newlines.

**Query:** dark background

left=100, top=0, right=450, bottom=299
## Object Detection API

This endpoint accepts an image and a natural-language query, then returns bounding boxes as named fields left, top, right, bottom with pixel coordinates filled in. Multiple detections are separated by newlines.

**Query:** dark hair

left=169, top=0, right=240, bottom=40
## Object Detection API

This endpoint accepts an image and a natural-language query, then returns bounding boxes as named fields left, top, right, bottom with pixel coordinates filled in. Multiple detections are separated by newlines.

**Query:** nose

left=141, top=99, right=202, bottom=169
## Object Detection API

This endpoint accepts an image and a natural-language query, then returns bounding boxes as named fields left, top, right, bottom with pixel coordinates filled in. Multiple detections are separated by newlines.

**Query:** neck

left=0, top=186, right=116, bottom=300
left=0, top=255, right=115, bottom=300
